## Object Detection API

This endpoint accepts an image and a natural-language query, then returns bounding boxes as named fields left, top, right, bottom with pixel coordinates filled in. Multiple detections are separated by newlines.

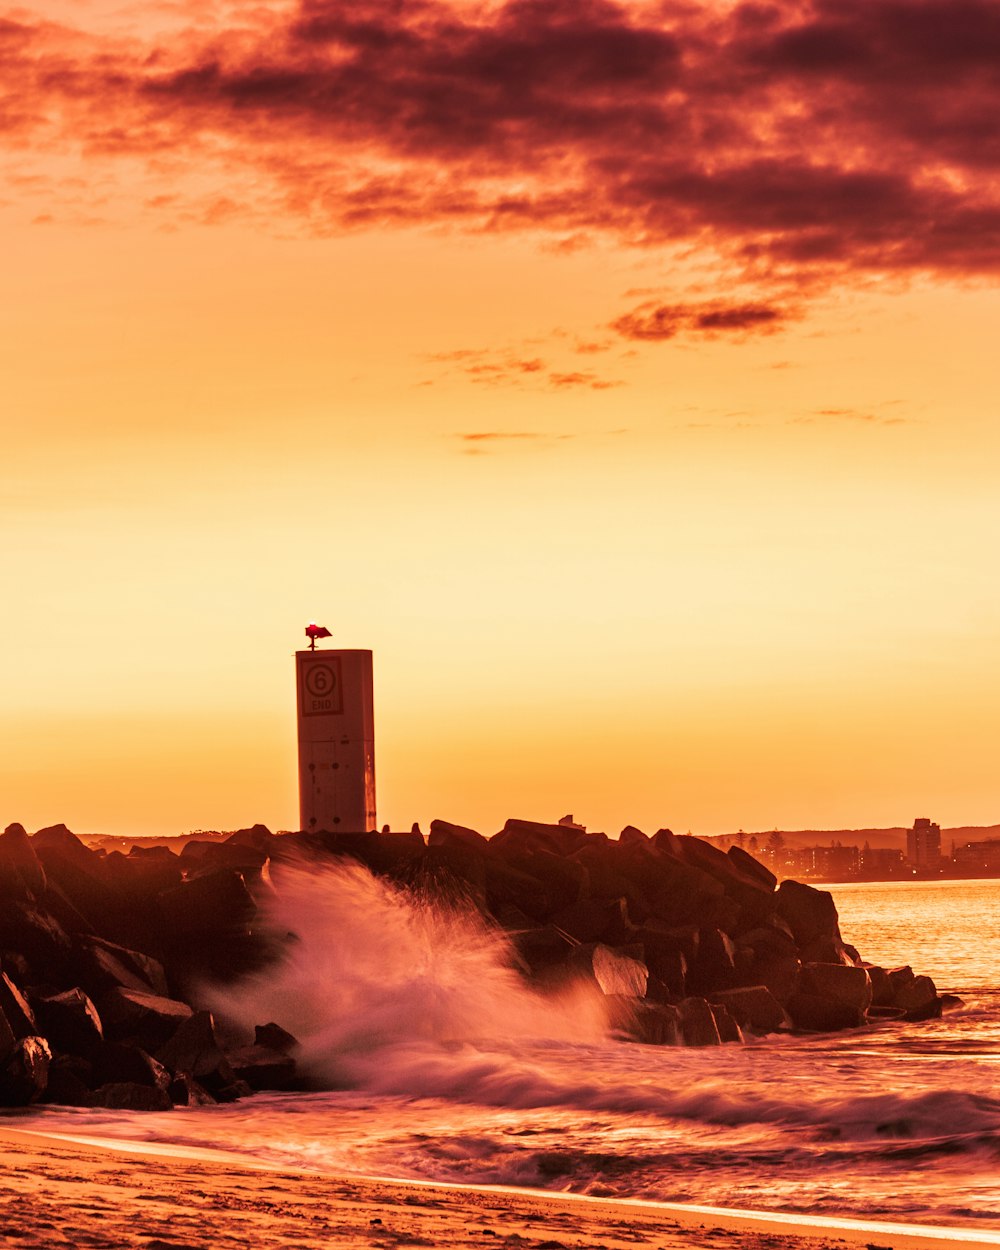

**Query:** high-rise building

left=907, top=817, right=941, bottom=868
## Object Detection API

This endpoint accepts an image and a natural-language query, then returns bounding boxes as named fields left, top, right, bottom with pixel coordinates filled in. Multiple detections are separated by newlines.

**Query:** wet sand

left=1, top=1125, right=997, bottom=1250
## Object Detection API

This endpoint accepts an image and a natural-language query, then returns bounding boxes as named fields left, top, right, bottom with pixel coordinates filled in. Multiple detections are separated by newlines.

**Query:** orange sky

left=3, top=0, right=1000, bottom=837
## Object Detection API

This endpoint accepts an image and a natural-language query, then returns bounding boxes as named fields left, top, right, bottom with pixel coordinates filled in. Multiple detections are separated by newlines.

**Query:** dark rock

left=639, top=937, right=687, bottom=999
left=0, top=899, right=74, bottom=969
left=157, top=869, right=256, bottom=936
left=799, top=936, right=853, bottom=966
left=169, top=1072, right=217, bottom=1106
left=570, top=943, right=648, bottom=998
left=617, top=826, right=648, bottom=845
left=0, top=1005, right=15, bottom=1058
left=182, top=837, right=269, bottom=875
left=606, top=997, right=682, bottom=1045
left=79, top=936, right=169, bottom=997
left=799, top=962, right=873, bottom=1013
left=93, top=1081, right=172, bottom=1111
left=0, top=824, right=46, bottom=898
left=571, top=843, right=651, bottom=926
left=551, top=897, right=634, bottom=946
left=0, top=1036, right=51, bottom=1104
left=31, top=826, right=115, bottom=926
left=40, top=1056, right=94, bottom=1106
left=709, top=1003, right=744, bottom=1044
left=98, top=987, right=193, bottom=1045
left=254, top=1022, right=299, bottom=1053
left=774, top=880, right=842, bottom=947
left=34, top=988, right=104, bottom=1061
left=749, top=951, right=801, bottom=1004
left=709, top=986, right=790, bottom=1034
left=225, top=824, right=276, bottom=850
left=892, top=973, right=940, bottom=1020
left=428, top=820, right=488, bottom=851
left=156, top=1011, right=248, bottom=1101
left=687, top=927, right=737, bottom=995
left=727, top=845, right=777, bottom=891
left=491, top=819, right=587, bottom=858
left=0, top=971, right=37, bottom=1039
left=786, top=991, right=865, bottom=1032
left=673, top=836, right=773, bottom=917
left=484, top=860, right=551, bottom=921
left=677, top=997, right=722, bottom=1046
left=156, top=1010, right=229, bottom=1080
left=103, top=849, right=183, bottom=903
left=517, top=849, right=588, bottom=917
left=97, top=1043, right=171, bottom=1090
left=509, top=925, right=578, bottom=975
left=866, top=965, right=893, bottom=1007
left=227, top=1044, right=297, bottom=1091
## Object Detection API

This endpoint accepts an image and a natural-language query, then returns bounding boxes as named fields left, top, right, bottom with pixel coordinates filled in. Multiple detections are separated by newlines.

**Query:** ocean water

left=16, top=867, right=1000, bottom=1231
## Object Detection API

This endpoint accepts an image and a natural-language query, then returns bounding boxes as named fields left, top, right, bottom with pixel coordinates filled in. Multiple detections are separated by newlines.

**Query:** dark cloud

left=8, top=0, right=1000, bottom=317
left=613, top=300, right=791, bottom=341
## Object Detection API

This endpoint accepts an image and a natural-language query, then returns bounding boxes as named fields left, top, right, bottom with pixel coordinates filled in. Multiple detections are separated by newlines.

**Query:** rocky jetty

left=0, top=818, right=947, bottom=1109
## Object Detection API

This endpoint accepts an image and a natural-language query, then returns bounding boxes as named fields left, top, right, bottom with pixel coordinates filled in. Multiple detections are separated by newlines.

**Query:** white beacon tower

left=296, top=624, right=376, bottom=833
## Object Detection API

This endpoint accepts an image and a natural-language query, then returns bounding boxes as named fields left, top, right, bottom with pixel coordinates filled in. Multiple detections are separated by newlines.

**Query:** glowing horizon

left=3, top=0, right=1000, bottom=838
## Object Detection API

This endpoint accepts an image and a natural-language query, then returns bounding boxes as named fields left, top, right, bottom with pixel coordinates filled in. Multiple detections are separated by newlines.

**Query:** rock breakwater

left=0, top=818, right=948, bottom=1110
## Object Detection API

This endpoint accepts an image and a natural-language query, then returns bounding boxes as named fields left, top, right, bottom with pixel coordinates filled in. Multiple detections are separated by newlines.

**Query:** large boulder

left=78, top=937, right=169, bottom=998
left=226, top=1044, right=297, bottom=1091
left=0, top=972, right=37, bottom=1039
left=709, top=985, right=789, bottom=1034
left=97, top=1043, right=171, bottom=1091
left=157, top=869, right=256, bottom=936
left=889, top=969, right=940, bottom=1020
left=799, top=962, right=873, bottom=1013
left=31, top=826, right=115, bottom=926
left=34, top=988, right=104, bottom=1061
left=0, top=1036, right=51, bottom=1104
left=677, top=996, right=722, bottom=1046
left=786, top=991, right=865, bottom=1032
left=570, top=943, right=648, bottom=998
left=709, top=1003, right=744, bottom=1044
left=156, top=1011, right=250, bottom=1101
left=491, top=819, right=588, bottom=858
left=0, top=824, right=46, bottom=898
left=774, top=880, right=842, bottom=948
left=727, top=845, right=777, bottom=891
left=97, top=987, right=193, bottom=1046
left=687, top=927, right=738, bottom=995
left=428, top=820, right=488, bottom=851
left=605, top=997, right=682, bottom=1046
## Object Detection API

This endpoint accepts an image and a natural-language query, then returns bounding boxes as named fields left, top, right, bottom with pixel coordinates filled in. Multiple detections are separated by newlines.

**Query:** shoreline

left=3, top=1125, right=998, bottom=1250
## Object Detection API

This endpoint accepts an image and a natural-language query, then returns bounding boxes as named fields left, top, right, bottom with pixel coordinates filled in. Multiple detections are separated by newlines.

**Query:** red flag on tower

left=305, top=623, right=332, bottom=650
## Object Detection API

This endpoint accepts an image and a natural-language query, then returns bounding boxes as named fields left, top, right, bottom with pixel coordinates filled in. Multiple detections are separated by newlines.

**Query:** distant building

left=859, top=845, right=905, bottom=876
left=907, top=818, right=942, bottom=868
left=953, top=838, right=1000, bottom=871
left=798, top=844, right=859, bottom=879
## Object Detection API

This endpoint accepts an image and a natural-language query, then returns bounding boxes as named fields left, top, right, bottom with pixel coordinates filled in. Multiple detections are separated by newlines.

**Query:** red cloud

left=7, top=0, right=1000, bottom=316
left=613, top=300, right=790, bottom=341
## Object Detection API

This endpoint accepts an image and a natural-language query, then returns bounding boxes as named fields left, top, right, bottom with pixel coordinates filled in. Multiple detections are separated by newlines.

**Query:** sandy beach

left=1, top=1125, right=997, bottom=1250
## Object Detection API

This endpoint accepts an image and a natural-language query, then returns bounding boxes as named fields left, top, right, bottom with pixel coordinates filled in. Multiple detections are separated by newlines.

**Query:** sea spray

left=204, top=860, right=607, bottom=1084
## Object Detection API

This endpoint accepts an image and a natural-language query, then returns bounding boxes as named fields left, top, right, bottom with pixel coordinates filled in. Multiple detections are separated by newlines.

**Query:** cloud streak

left=8, top=0, right=1000, bottom=314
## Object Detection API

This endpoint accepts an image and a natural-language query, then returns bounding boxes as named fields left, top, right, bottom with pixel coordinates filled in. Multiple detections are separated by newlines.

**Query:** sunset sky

left=3, top=0, right=1000, bottom=838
